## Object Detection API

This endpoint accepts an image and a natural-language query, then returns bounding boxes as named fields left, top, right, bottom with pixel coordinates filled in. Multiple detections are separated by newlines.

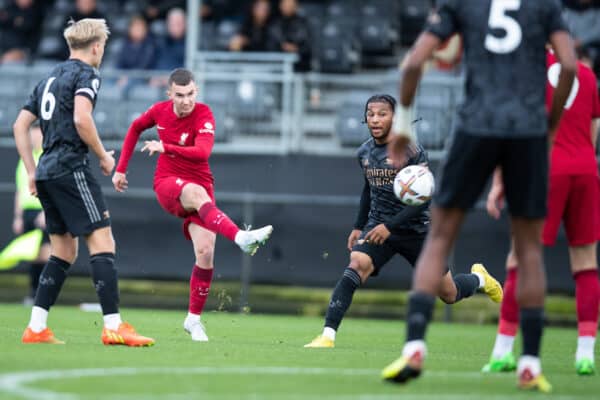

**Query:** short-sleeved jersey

left=546, top=52, right=600, bottom=176
left=23, top=59, right=101, bottom=180
left=116, top=100, right=216, bottom=187
left=357, top=140, right=429, bottom=232
left=426, top=0, right=567, bottom=137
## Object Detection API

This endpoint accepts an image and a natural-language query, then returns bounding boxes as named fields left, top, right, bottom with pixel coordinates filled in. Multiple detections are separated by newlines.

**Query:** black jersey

left=426, top=0, right=567, bottom=138
left=356, top=139, right=430, bottom=233
left=23, top=59, right=101, bottom=180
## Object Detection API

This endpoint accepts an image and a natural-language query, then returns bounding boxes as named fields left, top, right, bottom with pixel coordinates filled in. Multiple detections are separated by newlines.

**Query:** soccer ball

left=393, top=165, right=435, bottom=206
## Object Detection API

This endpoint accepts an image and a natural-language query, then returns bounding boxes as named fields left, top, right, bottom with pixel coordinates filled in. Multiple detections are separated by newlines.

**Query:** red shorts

left=154, top=177, right=215, bottom=240
left=542, top=173, right=600, bottom=246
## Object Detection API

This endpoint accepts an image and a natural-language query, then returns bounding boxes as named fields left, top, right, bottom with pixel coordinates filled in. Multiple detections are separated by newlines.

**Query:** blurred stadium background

left=0, top=0, right=599, bottom=312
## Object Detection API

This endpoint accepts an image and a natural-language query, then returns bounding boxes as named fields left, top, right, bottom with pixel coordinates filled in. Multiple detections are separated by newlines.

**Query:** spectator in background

left=0, top=0, right=44, bottom=64
left=229, top=0, right=273, bottom=52
left=154, top=8, right=186, bottom=71
left=116, top=15, right=158, bottom=97
left=269, top=0, right=311, bottom=71
left=58, top=0, right=106, bottom=59
left=143, top=0, right=186, bottom=22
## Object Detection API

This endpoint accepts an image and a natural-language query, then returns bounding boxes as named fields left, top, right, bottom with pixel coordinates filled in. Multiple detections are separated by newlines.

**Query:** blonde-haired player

left=14, top=18, right=154, bottom=346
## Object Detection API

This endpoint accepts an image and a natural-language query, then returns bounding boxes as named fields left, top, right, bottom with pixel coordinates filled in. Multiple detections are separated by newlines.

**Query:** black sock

left=90, top=252, right=120, bottom=315
left=34, top=256, right=71, bottom=310
left=29, top=262, right=45, bottom=298
left=520, top=307, right=544, bottom=357
left=324, top=268, right=361, bottom=331
left=452, top=273, right=480, bottom=302
left=406, top=292, right=436, bottom=342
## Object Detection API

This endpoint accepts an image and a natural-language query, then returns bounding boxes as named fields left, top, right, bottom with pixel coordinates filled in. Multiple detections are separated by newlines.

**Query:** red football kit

left=543, top=52, right=600, bottom=246
left=499, top=55, right=600, bottom=343
left=116, top=100, right=237, bottom=240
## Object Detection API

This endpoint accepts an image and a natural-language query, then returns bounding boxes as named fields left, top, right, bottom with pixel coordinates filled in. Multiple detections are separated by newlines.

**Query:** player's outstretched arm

left=390, top=32, right=441, bottom=165
left=399, top=32, right=441, bottom=110
left=74, top=96, right=114, bottom=175
left=548, top=31, right=577, bottom=142
left=114, top=105, right=157, bottom=179
left=13, top=109, right=38, bottom=196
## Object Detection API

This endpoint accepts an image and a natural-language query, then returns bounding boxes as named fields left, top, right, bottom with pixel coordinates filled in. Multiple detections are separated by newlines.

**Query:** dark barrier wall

left=0, top=147, right=574, bottom=292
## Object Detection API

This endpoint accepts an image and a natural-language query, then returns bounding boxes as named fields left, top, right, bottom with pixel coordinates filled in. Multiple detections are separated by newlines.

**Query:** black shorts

left=352, top=224, right=426, bottom=276
left=36, top=168, right=111, bottom=236
left=22, top=209, right=50, bottom=244
left=434, top=131, right=548, bottom=218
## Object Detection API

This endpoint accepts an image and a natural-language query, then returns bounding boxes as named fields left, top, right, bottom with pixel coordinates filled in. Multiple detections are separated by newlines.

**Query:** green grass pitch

left=0, top=303, right=597, bottom=399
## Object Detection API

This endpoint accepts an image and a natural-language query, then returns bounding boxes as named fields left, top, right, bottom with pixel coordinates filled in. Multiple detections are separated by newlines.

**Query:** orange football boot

left=22, top=327, right=65, bottom=344
left=101, top=322, right=155, bottom=347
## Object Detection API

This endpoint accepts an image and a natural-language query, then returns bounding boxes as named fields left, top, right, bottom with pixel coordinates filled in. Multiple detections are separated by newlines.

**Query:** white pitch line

left=0, top=367, right=580, bottom=400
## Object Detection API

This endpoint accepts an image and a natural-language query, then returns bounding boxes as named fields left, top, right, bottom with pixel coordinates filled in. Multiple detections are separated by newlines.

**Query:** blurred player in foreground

left=14, top=18, right=154, bottom=346
left=483, top=50, right=600, bottom=376
left=382, top=0, right=576, bottom=392
left=113, top=68, right=273, bottom=342
left=304, top=94, right=502, bottom=349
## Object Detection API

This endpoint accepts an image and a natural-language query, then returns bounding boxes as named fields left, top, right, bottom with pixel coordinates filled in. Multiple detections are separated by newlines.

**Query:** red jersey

left=116, top=100, right=216, bottom=186
left=546, top=52, right=600, bottom=176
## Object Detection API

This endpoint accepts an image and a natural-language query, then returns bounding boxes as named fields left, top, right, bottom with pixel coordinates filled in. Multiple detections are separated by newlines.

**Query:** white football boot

left=234, top=225, right=273, bottom=256
left=183, top=319, right=209, bottom=342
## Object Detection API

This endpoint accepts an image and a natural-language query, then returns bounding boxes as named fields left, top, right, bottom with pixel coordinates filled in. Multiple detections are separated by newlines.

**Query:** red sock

left=499, top=268, right=519, bottom=336
left=189, top=266, right=213, bottom=315
left=197, top=202, right=240, bottom=242
left=574, top=269, right=600, bottom=337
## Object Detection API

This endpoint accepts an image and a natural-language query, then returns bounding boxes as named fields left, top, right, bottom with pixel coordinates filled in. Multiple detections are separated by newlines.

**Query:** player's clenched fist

left=112, top=172, right=128, bottom=193
left=99, top=150, right=115, bottom=176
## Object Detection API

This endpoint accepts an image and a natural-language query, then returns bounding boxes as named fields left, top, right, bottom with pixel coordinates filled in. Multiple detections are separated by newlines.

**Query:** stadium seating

left=110, top=15, right=131, bottom=38
left=317, top=20, right=361, bottom=73
left=334, top=91, right=373, bottom=146
left=231, top=81, right=278, bottom=120
left=399, top=0, right=429, bottom=46
left=52, top=0, right=75, bottom=14
left=36, top=36, right=64, bottom=61
left=215, top=20, right=241, bottom=51
left=359, top=16, right=398, bottom=54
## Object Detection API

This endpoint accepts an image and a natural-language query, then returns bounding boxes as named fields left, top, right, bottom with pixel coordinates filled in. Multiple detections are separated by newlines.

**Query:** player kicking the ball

left=382, top=0, right=576, bottom=392
left=304, top=94, right=502, bottom=349
left=113, top=68, right=272, bottom=342
left=482, top=51, right=600, bottom=377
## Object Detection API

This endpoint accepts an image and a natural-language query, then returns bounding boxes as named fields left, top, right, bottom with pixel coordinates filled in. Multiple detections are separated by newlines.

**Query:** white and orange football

left=393, top=165, right=435, bottom=206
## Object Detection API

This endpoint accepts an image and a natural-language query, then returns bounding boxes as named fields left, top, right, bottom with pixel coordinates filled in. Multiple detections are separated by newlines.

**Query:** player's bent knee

left=349, top=253, right=374, bottom=282
left=439, top=290, right=456, bottom=304
left=182, top=184, right=211, bottom=209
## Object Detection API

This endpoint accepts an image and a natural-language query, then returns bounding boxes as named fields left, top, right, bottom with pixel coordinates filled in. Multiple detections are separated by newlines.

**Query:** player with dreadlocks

left=304, top=94, right=503, bottom=348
